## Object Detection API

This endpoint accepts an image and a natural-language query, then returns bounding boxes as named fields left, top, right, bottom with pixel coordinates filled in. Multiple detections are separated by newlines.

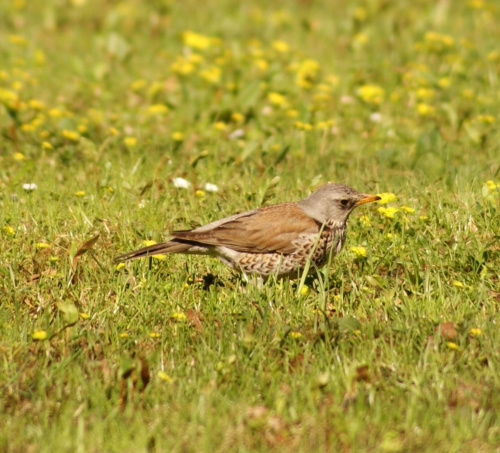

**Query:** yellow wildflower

left=254, top=59, right=269, bottom=71
left=446, top=342, right=459, bottom=350
left=157, top=371, right=173, bottom=383
left=182, top=31, right=213, bottom=50
left=400, top=206, right=415, bottom=213
left=200, top=66, right=221, bottom=84
left=147, top=104, right=169, bottom=115
left=195, top=190, right=206, bottom=198
left=267, top=92, right=286, bottom=105
left=119, top=332, right=128, bottom=338
left=378, top=207, right=399, bottom=219
left=438, top=77, right=451, bottom=88
left=296, top=59, right=321, bottom=89
left=231, top=112, right=244, bottom=123
left=74, top=191, right=85, bottom=197
left=416, top=88, right=435, bottom=100
left=172, top=312, right=187, bottom=321
left=272, top=40, right=289, bottom=53
left=171, top=57, right=195, bottom=75
left=149, top=332, right=161, bottom=338
left=123, top=136, right=137, bottom=148
left=289, top=331, right=302, bottom=339
left=116, top=263, right=125, bottom=270
left=286, top=109, right=299, bottom=118
left=452, top=280, right=464, bottom=288
left=172, top=131, right=184, bottom=141
left=350, top=246, right=367, bottom=257
left=61, top=130, right=80, bottom=141
left=41, top=141, right=53, bottom=150
left=36, top=242, right=51, bottom=250
left=300, top=285, right=310, bottom=296
left=2, top=226, right=15, bottom=236
left=417, top=103, right=435, bottom=116
left=477, top=115, right=494, bottom=124
left=214, top=121, right=227, bottom=131
left=13, top=152, right=26, bottom=161
left=357, top=84, right=385, bottom=104
left=32, top=330, right=48, bottom=340
left=359, top=215, right=371, bottom=226
left=377, top=192, right=398, bottom=204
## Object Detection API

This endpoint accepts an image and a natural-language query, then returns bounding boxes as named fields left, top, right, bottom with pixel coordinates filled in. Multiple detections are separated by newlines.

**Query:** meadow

left=1, top=0, right=499, bottom=451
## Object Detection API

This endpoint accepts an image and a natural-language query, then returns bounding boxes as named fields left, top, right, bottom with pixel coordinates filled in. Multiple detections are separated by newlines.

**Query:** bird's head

left=298, top=183, right=381, bottom=226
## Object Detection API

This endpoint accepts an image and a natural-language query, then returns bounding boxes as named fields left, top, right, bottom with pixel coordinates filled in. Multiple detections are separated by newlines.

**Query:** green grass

left=1, top=0, right=499, bottom=451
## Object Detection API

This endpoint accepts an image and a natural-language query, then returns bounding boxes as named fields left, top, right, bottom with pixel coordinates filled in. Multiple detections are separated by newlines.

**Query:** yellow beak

left=355, top=194, right=381, bottom=206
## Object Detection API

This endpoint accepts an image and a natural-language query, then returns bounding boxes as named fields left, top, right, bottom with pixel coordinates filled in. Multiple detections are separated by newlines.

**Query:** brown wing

left=171, top=203, right=319, bottom=254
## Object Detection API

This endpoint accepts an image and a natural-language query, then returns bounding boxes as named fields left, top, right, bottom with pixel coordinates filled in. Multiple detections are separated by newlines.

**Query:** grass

left=1, top=0, right=499, bottom=451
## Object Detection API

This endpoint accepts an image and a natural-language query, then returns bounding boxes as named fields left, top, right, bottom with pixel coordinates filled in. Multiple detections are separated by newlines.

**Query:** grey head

left=297, top=183, right=381, bottom=225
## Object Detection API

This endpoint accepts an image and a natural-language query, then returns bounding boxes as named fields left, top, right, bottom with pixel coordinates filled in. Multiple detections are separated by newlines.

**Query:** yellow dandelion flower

left=400, top=206, right=415, bottom=213
left=200, top=66, right=221, bottom=84
left=300, top=285, right=310, bottom=296
left=353, top=33, right=368, bottom=45
left=149, top=332, right=161, bottom=338
left=272, top=40, right=289, bottom=53
left=438, top=77, right=451, bottom=89
left=119, top=332, right=128, bottom=338
left=417, top=103, right=435, bottom=116
left=32, top=330, right=47, bottom=340
left=214, top=121, right=227, bottom=131
left=2, top=226, right=15, bottom=236
left=28, top=99, right=45, bottom=110
left=36, top=242, right=51, bottom=250
left=61, top=130, right=80, bottom=141
left=254, top=59, right=269, bottom=71
left=13, top=152, right=26, bottom=161
left=446, top=342, right=459, bottom=350
left=462, top=89, right=474, bottom=99
left=74, top=191, right=85, bottom=197
left=377, top=193, right=398, bottom=204
left=350, top=246, right=367, bottom=257
left=157, top=371, right=172, bottom=383
left=296, top=59, right=321, bottom=89
left=231, top=112, right=244, bottom=123
left=182, top=31, right=212, bottom=50
left=116, top=262, right=125, bottom=270
left=172, top=312, right=187, bottom=321
left=171, top=58, right=195, bottom=75
left=469, top=328, right=482, bottom=336
left=378, top=207, right=399, bottom=219
left=109, top=127, right=119, bottom=136
left=354, top=7, right=367, bottom=21
left=359, top=215, right=371, bottom=226
left=79, top=313, right=90, bottom=319
left=452, top=280, right=464, bottom=288
left=195, top=190, right=205, bottom=198
left=477, top=115, right=494, bottom=124
left=268, top=92, right=286, bottom=105
left=41, top=141, right=53, bottom=150
left=416, top=88, right=435, bottom=100
left=147, top=104, right=169, bottom=115
left=289, top=331, right=302, bottom=339
left=357, top=84, right=385, bottom=104
left=172, top=131, right=184, bottom=141
left=49, top=256, right=58, bottom=263
left=123, top=136, right=137, bottom=148
left=9, top=35, right=28, bottom=46
left=48, top=108, right=62, bottom=118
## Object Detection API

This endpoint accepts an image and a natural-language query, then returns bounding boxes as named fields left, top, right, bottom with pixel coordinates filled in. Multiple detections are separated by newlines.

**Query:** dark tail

left=115, top=240, right=192, bottom=262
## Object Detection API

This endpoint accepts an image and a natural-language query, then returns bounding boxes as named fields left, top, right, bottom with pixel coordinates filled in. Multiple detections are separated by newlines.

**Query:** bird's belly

left=221, top=228, right=346, bottom=277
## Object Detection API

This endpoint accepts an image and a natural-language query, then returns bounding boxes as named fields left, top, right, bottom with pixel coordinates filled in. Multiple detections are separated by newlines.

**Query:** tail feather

left=115, top=240, right=193, bottom=262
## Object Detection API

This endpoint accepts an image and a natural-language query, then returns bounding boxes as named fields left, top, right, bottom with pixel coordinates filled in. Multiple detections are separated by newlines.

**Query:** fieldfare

left=116, top=183, right=380, bottom=278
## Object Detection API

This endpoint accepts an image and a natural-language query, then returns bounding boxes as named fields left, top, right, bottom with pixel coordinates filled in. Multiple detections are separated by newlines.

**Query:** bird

left=115, top=183, right=380, bottom=279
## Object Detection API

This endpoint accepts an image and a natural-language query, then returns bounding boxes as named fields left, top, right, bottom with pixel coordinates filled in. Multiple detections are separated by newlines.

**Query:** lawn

left=1, top=0, right=499, bottom=451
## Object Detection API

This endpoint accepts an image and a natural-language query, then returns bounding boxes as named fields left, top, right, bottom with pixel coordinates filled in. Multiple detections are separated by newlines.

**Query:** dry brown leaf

left=72, top=234, right=100, bottom=271
left=186, top=309, right=203, bottom=332
left=435, top=322, right=457, bottom=340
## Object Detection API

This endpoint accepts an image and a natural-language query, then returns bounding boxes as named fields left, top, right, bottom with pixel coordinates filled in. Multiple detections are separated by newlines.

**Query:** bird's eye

left=340, top=199, right=349, bottom=207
